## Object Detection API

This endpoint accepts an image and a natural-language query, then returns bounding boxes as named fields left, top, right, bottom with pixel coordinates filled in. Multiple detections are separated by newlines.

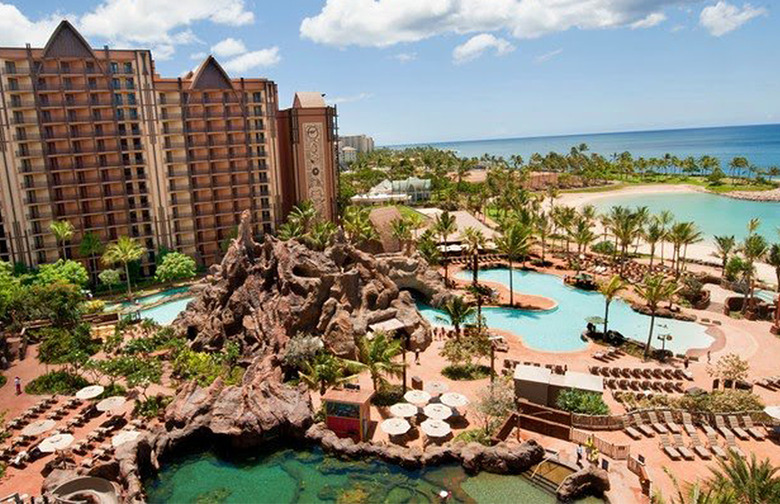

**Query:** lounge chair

left=672, top=433, right=695, bottom=460
left=741, top=416, right=765, bottom=440
left=631, top=369, right=644, bottom=379
left=689, top=433, right=712, bottom=460
left=610, top=368, right=623, bottom=378
left=714, top=415, right=734, bottom=439
left=705, top=431, right=728, bottom=459
left=673, top=382, right=685, bottom=394
left=726, top=416, right=750, bottom=441
left=625, top=424, right=643, bottom=440
left=652, top=369, right=664, bottom=379
left=647, top=412, right=668, bottom=434
left=725, top=436, right=745, bottom=458
left=662, top=369, right=676, bottom=380
left=663, top=411, right=682, bottom=434
left=641, top=369, right=654, bottom=379
left=755, top=378, right=776, bottom=390
left=630, top=413, right=655, bottom=437
left=659, top=434, right=681, bottom=460
left=681, top=412, right=697, bottom=435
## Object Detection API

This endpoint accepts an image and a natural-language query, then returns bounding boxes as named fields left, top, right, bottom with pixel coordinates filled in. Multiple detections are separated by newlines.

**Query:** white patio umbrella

left=764, top=406, right=780, bottom=420
left=111, top=430, right=141, bottom=448
left=420, top=419, right=451, bottom=438
left=440, top=392, right=469, bottom=409
left=404, top=390, right=432, bottom=405
left=389, top=403, right=418, bottom=418
left=380, top=418, right=411, bottom=437
left=97, top=396, right=127, bottom=413
left=22, top=419, right=56, bottom=436
left=38, top=433, right=74, bottom=453
left=424, top=381, right=449, bottom=396
left=75, top=385, right=105, bottom=400
left=423, top=403, right=453, bottom=420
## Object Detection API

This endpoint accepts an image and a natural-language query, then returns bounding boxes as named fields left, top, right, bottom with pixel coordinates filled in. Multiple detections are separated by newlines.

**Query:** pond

left=144, top=447, right=604, bottom=504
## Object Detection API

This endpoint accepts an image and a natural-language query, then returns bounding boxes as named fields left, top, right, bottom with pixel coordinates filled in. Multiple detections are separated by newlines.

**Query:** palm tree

left=288, top=200, right=318, bottom=233
left=768, top=243, right=780, bottom=293
left=707, top=452, right=780, bottom=503
left=342, top=206, right=377, bottom=247
left=437, top=296, right=475, bottom=339
left=644, top=221, right=664, bottom=268
left=656, top=210, right=675, bottom=265
left=535, top=213, right=552, bottom=264
left=50, top=220, right=75, bottom=259
left=434, top=211, right=457, bottom=282
left=102, top=236, right=145, bottom=298
left=494, top=223, right=532, bottom=307
left=599, top=275, right=625, bottom=336
left=713, top=235, right=737, bottom=278
left=299, top=353, right=354, bottom=395
left=79, top=232, right=104, bottom=287
left=570, top=217, right=595, bottom=256
left=461, top=227, right=486, bottom=284
left=741, top=233, right=769, bottom=313
left=390, top=217, right=413, bottom=255
left=345, top=331, right=405, bottom=392
left=636, top=274, right=679, bottom=360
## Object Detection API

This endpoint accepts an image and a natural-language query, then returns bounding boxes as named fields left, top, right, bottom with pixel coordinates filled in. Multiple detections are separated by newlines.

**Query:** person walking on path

left=576, top=444, right=583, bottom=466
left=684, top=356, right=689, bottom=369
left=14, top=376, right=22, bottom=395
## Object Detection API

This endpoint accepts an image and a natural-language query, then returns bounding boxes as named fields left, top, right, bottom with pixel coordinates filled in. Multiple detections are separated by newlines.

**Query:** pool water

left=144, top=448, right=602, bottom=504
left=591, top=192, right=780, bottom=241
left=105, top=286, right=191, bottom=312
left=419, top=269, right=714, bottom=354
left=139, top=296, right=193, bottom=325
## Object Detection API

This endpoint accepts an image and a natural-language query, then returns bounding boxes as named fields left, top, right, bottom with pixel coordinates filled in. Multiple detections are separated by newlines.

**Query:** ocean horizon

left=387, top=123, right=780, bottom=169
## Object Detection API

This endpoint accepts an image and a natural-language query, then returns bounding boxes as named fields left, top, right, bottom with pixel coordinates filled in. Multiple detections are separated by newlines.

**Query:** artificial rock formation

left=556, top=465, right=611, bottom=502
left=174, top=210, right=435, bottom=356
left=376, top=253, right=452, bottom=308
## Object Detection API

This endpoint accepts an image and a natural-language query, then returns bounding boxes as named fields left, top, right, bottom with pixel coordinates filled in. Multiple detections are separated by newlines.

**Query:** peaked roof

left=190, top=56, right=234, bottom=90
left=293, top=92, right=326, bottom=109
left=43, top=20, right=96, bottom=59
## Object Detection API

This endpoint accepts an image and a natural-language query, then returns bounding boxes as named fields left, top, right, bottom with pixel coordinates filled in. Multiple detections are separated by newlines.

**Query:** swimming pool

left=138, top=296, right=194, bottom=325
left=419, top=268, right=714, bottom=354
left=105, top=286, right=191, bottom=312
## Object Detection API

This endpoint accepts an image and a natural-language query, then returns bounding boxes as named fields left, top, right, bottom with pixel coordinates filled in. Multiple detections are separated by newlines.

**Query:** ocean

left=391, top=124, right=780, bottom=170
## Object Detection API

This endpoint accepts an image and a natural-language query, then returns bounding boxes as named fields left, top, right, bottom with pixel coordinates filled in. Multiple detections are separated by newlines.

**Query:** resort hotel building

left=0, top=21, right=338, bottom=274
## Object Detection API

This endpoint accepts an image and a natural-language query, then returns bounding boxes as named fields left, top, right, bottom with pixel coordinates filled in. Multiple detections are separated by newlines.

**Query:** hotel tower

left=0, top=21, right=338, bottom=274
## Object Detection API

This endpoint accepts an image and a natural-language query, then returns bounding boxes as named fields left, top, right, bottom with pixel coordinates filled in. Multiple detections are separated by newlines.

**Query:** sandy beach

left=556, top=184, right=778, bottom=287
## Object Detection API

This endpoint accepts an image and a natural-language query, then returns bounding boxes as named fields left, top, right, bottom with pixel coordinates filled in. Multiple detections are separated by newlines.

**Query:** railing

left=571, top=413, right=626, bottom=431
left=570, top=429, right=630, bottom=460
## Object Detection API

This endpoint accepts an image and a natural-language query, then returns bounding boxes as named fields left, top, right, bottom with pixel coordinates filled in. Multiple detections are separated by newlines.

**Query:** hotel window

left=110, top=62, right=119, bottom=74
left=5, top=61, right=15, bottom=74
left=252, top=92, right=262, bottom=102
left=92, top=110, right=101, bottom=121
left=126, top=78, right=134, bottom=89
left=124, top=62, right=132, bottom=74
left=88, top=78, right=97, bottom=89
left=129, top=109, right=138, bottom=120
left=63, top=77, right=73, bottom=90
left=61, top=62, right=70, bottom=73
left=116, top=109, right=124, bottom=120
left=112, top=78, right=120, bottom=90
left=86, top=61, right=94, bottom=73
left=8, top=78, right=18, bottom=90
left=127, top=93, right=137, bottom=105
left=113, top=93, right=123, bottom=105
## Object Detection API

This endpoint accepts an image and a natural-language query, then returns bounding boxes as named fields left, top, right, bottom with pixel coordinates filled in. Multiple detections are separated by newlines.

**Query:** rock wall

left=174, top=211, right=434, bottom=356
left=376, top=253, right=452, bottom=308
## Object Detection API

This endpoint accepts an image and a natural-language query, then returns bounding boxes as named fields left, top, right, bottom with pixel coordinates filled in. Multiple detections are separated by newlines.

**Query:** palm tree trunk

left=124, top=262, right=132, bottom=299
left=603, top=301, right=610, bottom=335
left=508, top=260, right=514, bottom=307
left=644, top=312, right=656, bottom=360
left=472, top=254, right=479, bottom=285
left=649, top=244, right=655, bottom=268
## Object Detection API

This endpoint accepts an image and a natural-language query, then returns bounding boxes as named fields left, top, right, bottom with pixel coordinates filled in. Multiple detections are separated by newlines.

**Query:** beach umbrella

left=111, top=430, right=141, bottom=448
left=404, top=390, right=432, bottom=405
left=96, top=396, right=127, bottom=413
left=75, top=385, right=105, bottom=400
left=389, top=403, right=418, bottom=418
left=423, top=403, right=453, bottom=420
left=22, top=419, right=56, bottom=436
left=764, top=406, right=780, bottom=420
left=424, top=381, right=449, bottom=396
left=380, top=418, right=411, bottom=437
left=420, top=419, right=451, bottom=438
left=38, top=433, right=74, bottom=453
left=440, top=392, right=469, bottom=409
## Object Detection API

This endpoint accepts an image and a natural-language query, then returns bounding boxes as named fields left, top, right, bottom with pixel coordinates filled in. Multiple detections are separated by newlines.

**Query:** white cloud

left=453, top=34, right=514, bottom=64
left=222, top=47, right=281, bottom=73
left=699, top=1, right=767, bottom=36
left=190, top=51, right=208, bottom=60
left=0, top=0, right=254, bottom=60
left=329, top=92, right=373, bottom=104
left=211, top=37, right=247, bottom=57
left=630, top=12, right=667, bottom=29
left=535, top=48, right=563, bottom=64
left=300, top=0, right=702, bottom=48
left=393, top=52, right=417, bottom=63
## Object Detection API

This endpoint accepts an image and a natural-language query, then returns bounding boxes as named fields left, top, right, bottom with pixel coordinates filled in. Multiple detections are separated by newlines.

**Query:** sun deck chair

left=663, top=411, right=682, bottom=434
left=741, top=416, right=765, bottom=440
left=630, top=413, right=655, bottom=437
left=651, top=369, right=664, bottom=379
left=610, top=368, right=623, bottom=378
left=673, top=382, right=684, bottom=394
left=681, top=412, right=697, bottom=435
left=726, top=416, right=750, bottom=441
left=672, top=433, right=695, bottom=460
left=647, top=412, right=668, bottom=434
left=755, top=378, right=776, bottom=390
left=659, top=433, right=681, bottom=460
left=631, top=368, right=644, bottom=379
left=725, top=436, right=745, bottom=458
left=589, top=366, right=600, bottom=375
left=673, top=369, right=686, bottom=380
left=714, top=415, right=734, bottom=439
left=689, top=433, right=712, bottom=460
left=662, top=369, right=676, bottom=380
left=705, top=431, right=728, bottom=459
left=640, top=369, right=654, bottom=380
left=625, top=423, right=643, bottom=440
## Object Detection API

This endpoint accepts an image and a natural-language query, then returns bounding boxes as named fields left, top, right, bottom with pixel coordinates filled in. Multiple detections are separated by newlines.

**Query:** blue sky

left=2, top=1, right=776, bottom=145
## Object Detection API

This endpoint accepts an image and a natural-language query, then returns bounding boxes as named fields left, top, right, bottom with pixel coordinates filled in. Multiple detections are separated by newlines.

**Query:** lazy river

left=144, top=447, right=603, bottom=504
left=418, top=269, right=714, bottom=354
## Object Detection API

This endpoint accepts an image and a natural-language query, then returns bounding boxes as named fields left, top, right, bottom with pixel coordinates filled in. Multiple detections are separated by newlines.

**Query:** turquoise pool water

left=106, top=286, right=191, bottom=312
left=591, top=192, right=780, bottom=241
left=144, top=448, right=602, bottom=504
left=139, top=296, right=193, bottom=325
left=419, top=269, right=713, bottom=354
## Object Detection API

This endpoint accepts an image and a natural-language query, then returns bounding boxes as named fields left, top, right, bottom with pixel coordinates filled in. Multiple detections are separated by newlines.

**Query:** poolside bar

left=322, top=388, right=375, bottom=442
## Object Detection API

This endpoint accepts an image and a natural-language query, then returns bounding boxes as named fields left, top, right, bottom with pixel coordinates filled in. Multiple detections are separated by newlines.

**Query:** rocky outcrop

left=556, top=465, right=611, bottom=502
left=631, top=303, right=697, bottom=322
left=174, top=210, right=433, bottom=356
left=376, top=253, right=452, bottom=308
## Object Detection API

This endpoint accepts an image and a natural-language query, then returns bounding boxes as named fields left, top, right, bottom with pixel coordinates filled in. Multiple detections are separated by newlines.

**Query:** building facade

left=339, top=134, right=374, bottom=153
left=0, top=21, right=337, bottom=273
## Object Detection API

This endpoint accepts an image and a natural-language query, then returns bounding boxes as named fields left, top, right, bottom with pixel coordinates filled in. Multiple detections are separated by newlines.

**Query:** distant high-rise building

left=339, top=134, right=374, bottom=153
left=0, top=20, right=337, bottom=273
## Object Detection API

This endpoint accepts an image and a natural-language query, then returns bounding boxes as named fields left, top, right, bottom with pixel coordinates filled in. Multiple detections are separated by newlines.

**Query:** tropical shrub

left=591, top=240, right=616, bottom=255
left=371, top=383, right=404, bottom=407
left=283, top=333, right=323, bottom=370
left=25, top=371, right=89, bottom=395
left=155, top=252, right=197, bottom=283
left=0, top=374, right=6, bottom=388
left=441, top=364, right=491, bottom=381
left=556, top=389, right=610, bottom=415
left=171, top=343, right=243, bottom=387
left=35, top=259, right=89, bottom=287
left=83, top=299, right=106, bottom=314
left=454, top=428, right=492, bottom=446
left=98, top=269, right=122, bottom=292
left=134, top=395, right=173, bottom=418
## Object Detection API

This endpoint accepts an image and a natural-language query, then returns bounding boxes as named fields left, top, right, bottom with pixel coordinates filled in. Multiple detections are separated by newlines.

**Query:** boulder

left=556, top=465, right=611, bottom=502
